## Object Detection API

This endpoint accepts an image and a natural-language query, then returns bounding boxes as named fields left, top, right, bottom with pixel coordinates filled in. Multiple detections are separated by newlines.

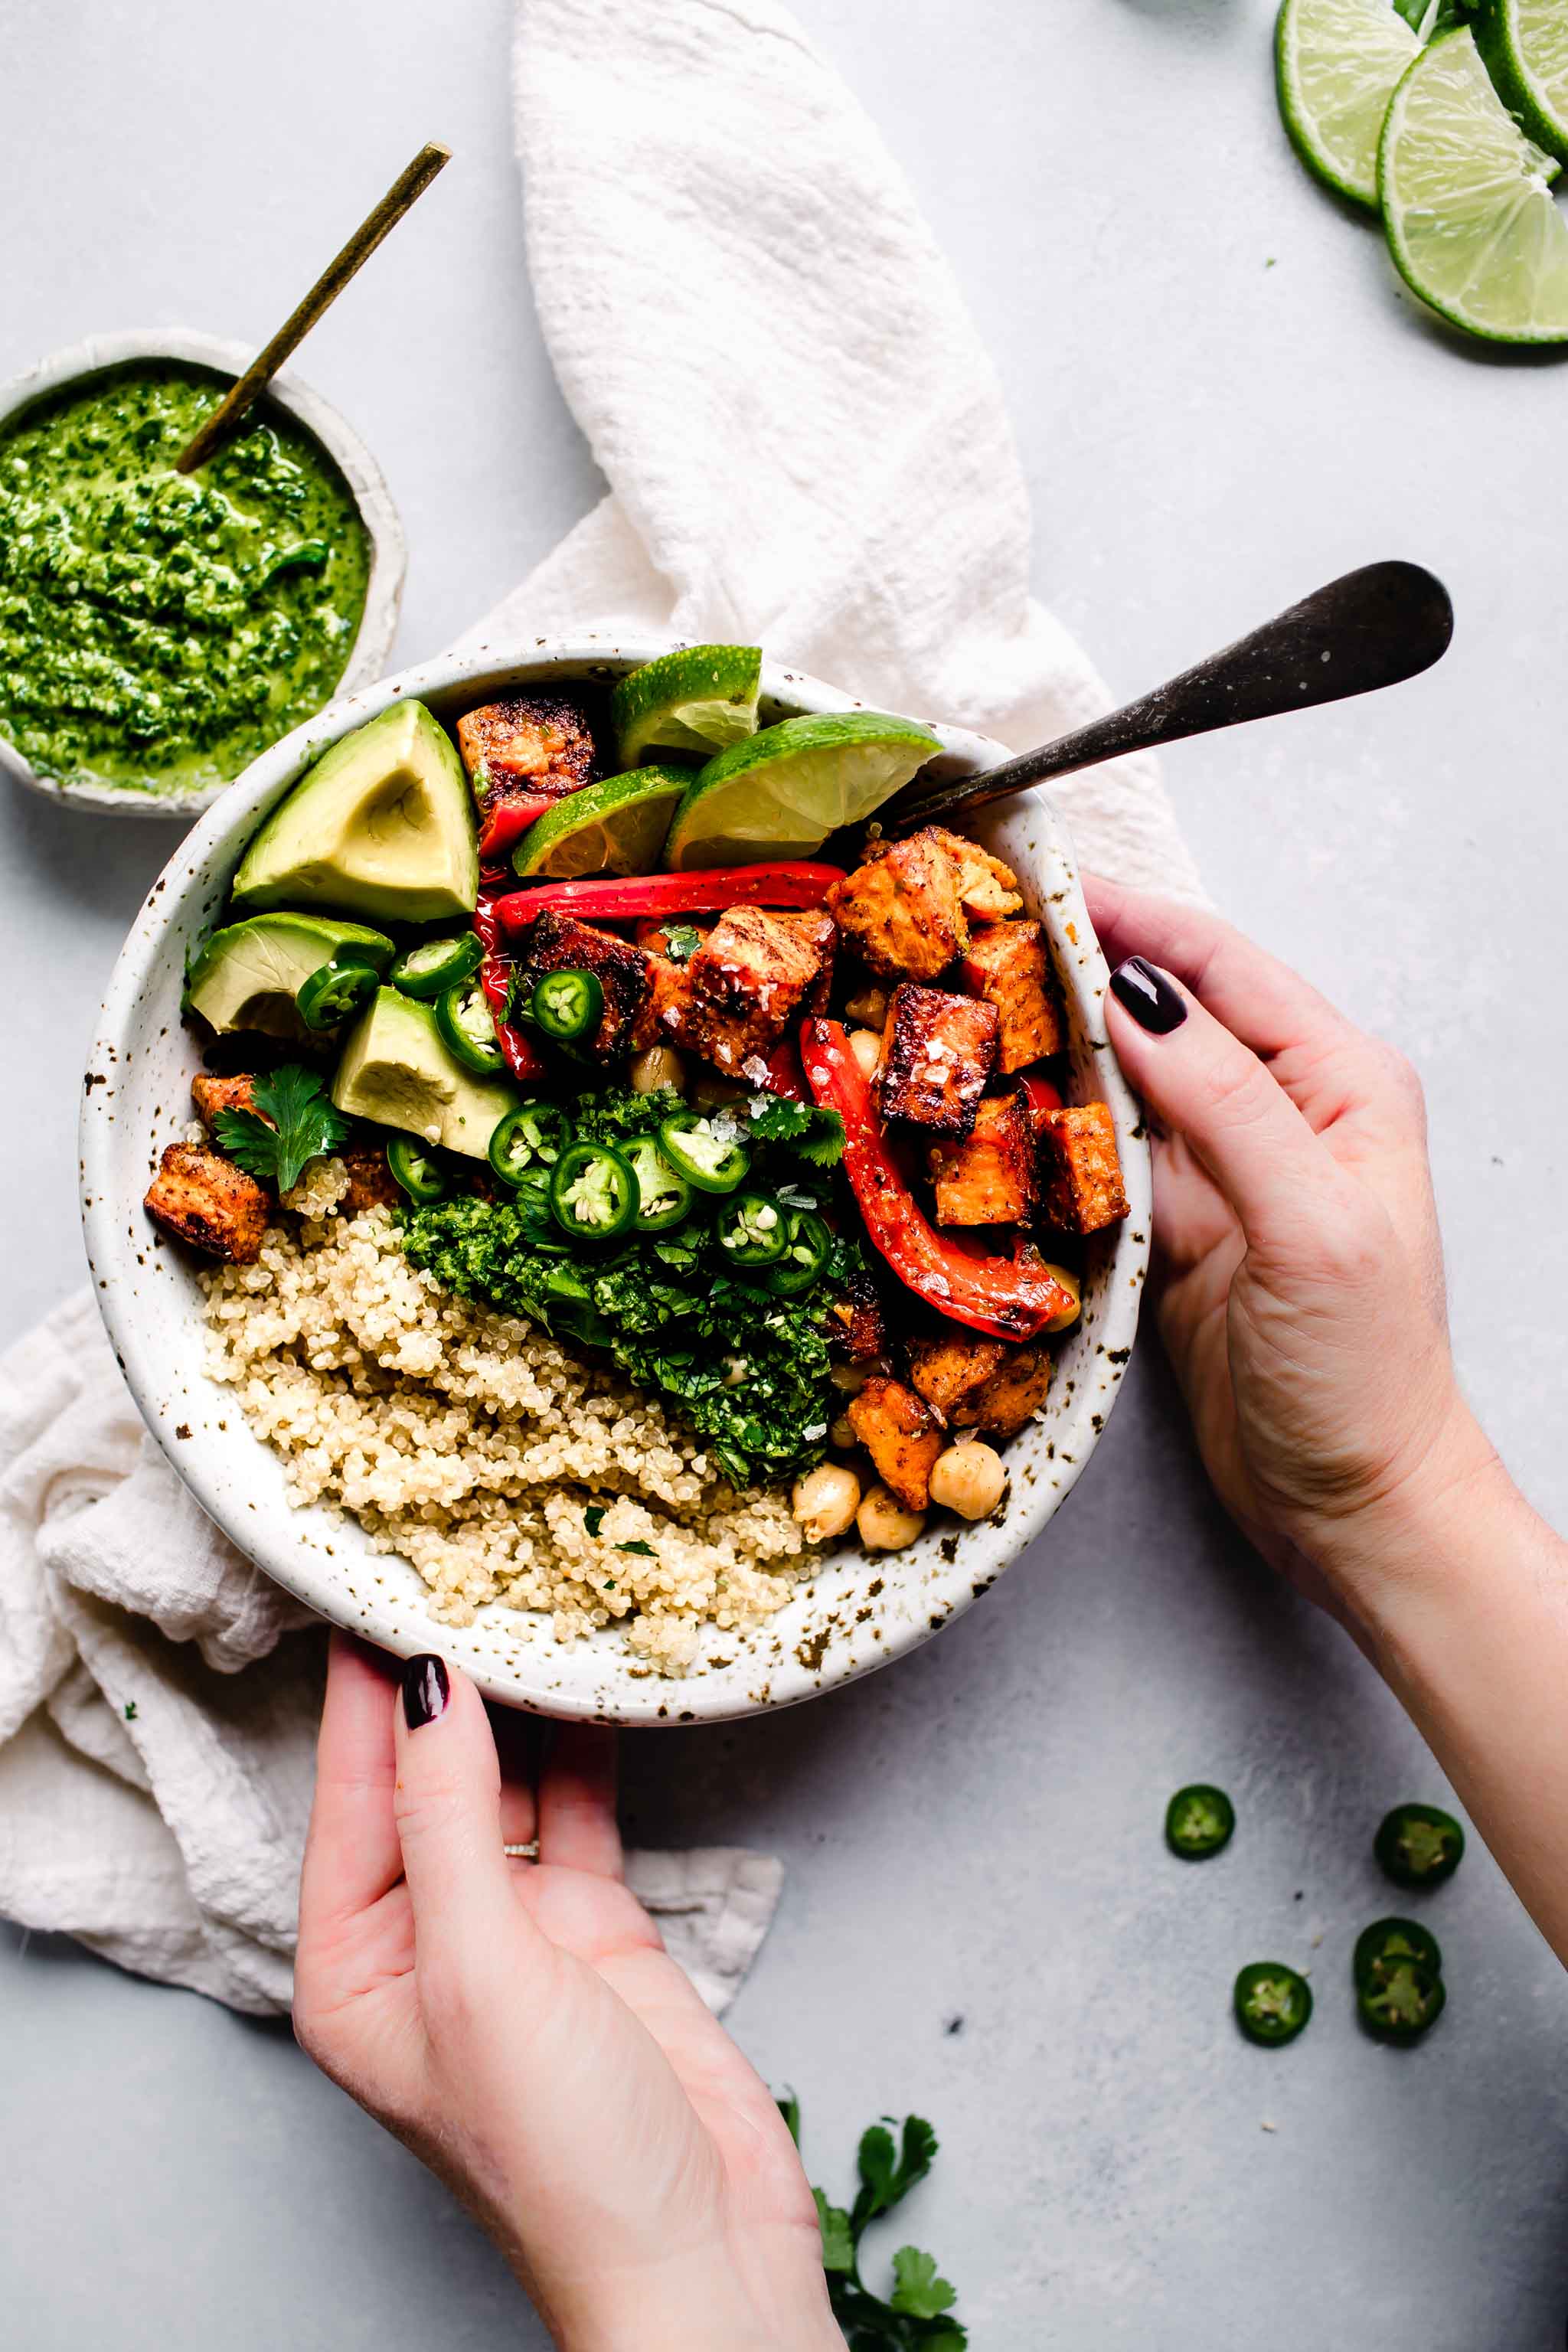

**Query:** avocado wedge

left=185, top=913, right=395, bottom=1039
left=332, top=988, right=517, bottom=1157
left=233, top=701, right=479, bottom=926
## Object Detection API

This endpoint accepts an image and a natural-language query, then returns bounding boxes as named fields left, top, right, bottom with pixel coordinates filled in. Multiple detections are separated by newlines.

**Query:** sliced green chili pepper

left=1374, top=1803, right=1465, bottom=1889
left=1357, top=1957, right=1446, bottom=2043
left=1233, top=1962, right=1312, bottom=2047
left=387, top=1135, right=449, bottom=1204
left=488, top=1100, right=571, bottom=1188
left=390, top=933, right=483, bottom=1000
left=528, top=968, right=604, bottom=1047
left=1354, top=1917, right=1442, bottom=1990
left=624, top=1136, right=691, bottom=1232
left=296, top=955, right=381, bottom=1031
left=1165, top=1784, right=1236, bottom=1860
left=717, top=1190, right=789, bottom=1269
left=549, top=1142, right=639, bottom=1240
left=435, top=978, right=506, bottom=1075
left=658, top=1108, right=751, bottom=1194
left=763, top=1207, right=834, bottom=1297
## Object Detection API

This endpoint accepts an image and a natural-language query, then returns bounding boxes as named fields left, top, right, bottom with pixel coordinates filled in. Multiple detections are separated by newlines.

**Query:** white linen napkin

left=0, top=0, right=1198, bottom=2018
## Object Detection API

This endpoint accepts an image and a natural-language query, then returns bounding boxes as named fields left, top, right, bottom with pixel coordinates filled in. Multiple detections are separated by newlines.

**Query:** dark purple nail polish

left=1110, top=956, right=1187, bottom=1036
left=402, top=1655, right=449, bottom=1730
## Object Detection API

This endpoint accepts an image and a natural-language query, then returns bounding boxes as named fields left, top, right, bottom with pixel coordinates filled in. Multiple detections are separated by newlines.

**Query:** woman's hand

left=1083, top=875, right=1500, bottom=1624
left=294, top=1637, right=836, bottom=2352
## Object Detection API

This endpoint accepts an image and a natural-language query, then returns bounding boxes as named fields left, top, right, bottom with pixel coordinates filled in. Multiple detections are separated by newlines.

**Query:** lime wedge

left=662, top=711, right=942, bottom=871
left=511, top=766, right=692, bottom=879
left=1380, top=28, right=1568, bottom=343
left=1276, top=0, right=1419, bottom=210
left=1478, top=0, right=1568, bottom=165
left=612, top=645, right=763, bottom=766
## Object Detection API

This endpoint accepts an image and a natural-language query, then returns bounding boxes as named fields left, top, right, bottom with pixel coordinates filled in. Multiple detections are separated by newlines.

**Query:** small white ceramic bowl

left=0, top=328, right=405, bottom=818
left=80, top=639, right=1151, bottom=1723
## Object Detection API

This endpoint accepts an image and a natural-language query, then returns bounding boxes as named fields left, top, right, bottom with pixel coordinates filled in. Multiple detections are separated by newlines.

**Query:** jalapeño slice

left=658, top=1108, right=750, bottom=1194
left=529, top=968, right=604, bottom=1047
left=1233, top=1962, right=1313, bottom=2047
left=624, top=1135, right=691, bottom=1231
left=387, top=1136, right=449, bottom=1204
left=297, top=955, right=381, bottom=1031
left=717, top=1190, right=788, bottom=1268
left=1357, top=1957, right=1446, bottom=2044
left=488, top=1100, right=571, bottom=1189
left=436, top=978, right=507, bottom=1075
left=549, top=1142, right=639, bottom=1240
left=1165, top=1784, right=1236, bottom=1860
left=1374, top=1803, right=1465, bottom=1889
left=390, top=932, right=484, bottom=1000
left=763, top=1207, right=833, bottom=1297
left=1353, top=1917, right=1442, bottom=1991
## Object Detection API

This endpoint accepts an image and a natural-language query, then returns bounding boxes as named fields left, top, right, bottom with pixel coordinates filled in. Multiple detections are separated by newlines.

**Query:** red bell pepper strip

left=756, top=1038, right=808, bottom=1102
left=472, top=894, right=547, bottom=1086
left=800, top=1018, right=1080, bottom=1342
left=476, top=792, right=553, bottom=864
left=491, top=862, right=847, bottom=936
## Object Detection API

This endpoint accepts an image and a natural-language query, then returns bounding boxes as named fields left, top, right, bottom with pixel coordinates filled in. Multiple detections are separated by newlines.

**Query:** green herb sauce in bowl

left=0, top=331, right=403, bottom=816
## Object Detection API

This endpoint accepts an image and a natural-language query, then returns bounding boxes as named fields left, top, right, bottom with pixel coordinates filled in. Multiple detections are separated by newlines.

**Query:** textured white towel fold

left=0, top=0, right=1195, bottom=2017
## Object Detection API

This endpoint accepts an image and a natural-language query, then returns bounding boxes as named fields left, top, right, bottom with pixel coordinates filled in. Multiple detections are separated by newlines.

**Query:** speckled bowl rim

left=80, top=637, right=1151, bottom=1723
left=0, top=327, right=406, bottom=818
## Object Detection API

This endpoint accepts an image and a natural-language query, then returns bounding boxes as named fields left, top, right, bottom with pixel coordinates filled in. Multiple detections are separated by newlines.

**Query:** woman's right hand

left=1083, top=875, right=1501, bottom=1628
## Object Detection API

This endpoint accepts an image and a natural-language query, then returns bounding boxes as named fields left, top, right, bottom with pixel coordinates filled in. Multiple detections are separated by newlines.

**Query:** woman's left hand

left=294, top=1635, right=836, bottom=2352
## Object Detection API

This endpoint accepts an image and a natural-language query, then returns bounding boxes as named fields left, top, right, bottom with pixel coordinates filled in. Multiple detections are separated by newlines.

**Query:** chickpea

left=829, top=1361, right=871, bottom=1395
left=792, top=1462, right=861, bottom=1543
left=856, top=1482, right=926, bottom=1552
left=1041, top=1262, right=1082, bottom=1334
left=829, top=1413, right=858, bottom=1451
left=928, top=1440, right=1008, bottom=1521
left=849, top=1027, right=883, bottom=1080
left=629, top=1044, right=686, bottom=1095
left=843, top=982, right=888, bottom=1028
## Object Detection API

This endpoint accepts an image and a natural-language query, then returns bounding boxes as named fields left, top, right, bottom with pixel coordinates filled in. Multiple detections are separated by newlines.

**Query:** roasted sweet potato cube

left=145, top=1143, right=271, bottom=1265
left=961, top=920, right=1062, bottom=1072
left=1038, top=1102, right=1129, bottom=1235
left=825, top=831, right=969, bottom=981
left=513, top=908, right=648, bottom=1060
left=340, top=1143, right=400, bottom=1217
left=191, top=1072, right=263, bottom=1124
left=848, top=1375, right=945, bottom=1511
left=928, top=1094, right=1037, bottom=1225
left=878, top=984, right=998, bottom=1135
left=631, top=953, right=697, bottom=1052
left=922, top=825, right=1024, bottom=920
left=827, top=1266, right=888, bottom=1363
left=673, top=907, right=836, bottom=1076
left=455, top=694, right=596, bottom=799
left=969, top=1344, right=1054, bottom=1437
left=906, top=1331, right=1008, bottom=1423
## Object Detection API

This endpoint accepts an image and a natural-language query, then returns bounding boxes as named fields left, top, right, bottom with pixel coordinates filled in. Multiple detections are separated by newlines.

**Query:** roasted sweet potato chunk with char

left=827, top=1265, right=888, bottom=1363
left=340, top=1144, right=400, bottom=1217
left=848, top=1374, right=945, bottom=1511
left=964, top=1343, right=1054, bottom=1437
left=511, top=907, right=648, bottom=1060
left=825, top=830, right=969, bottom=982
left=877, top=984, right=998, bottom=1135
left=455, top=694, right=595, bottom=802
left=906, top=1332, right=1053, bottom=1437
left=191, top=1072, right=262, bottom=1125
left=927, top=1093, right=1037, bottom=1225
left=145, top=1143, right=271, bottom=1265
left=1037, top=1102, right=1129, bottom=1235
left=962, top=920, right=1062, bottom=1072
left=920, top=825, right=1024, bottom=920
left=663, top=907, right=836, bottom=1078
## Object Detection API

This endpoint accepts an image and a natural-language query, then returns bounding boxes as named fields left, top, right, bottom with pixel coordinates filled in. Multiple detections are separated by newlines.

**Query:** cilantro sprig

left=743, top=1092, right=845, bottom=1168
left=781, top=2102, right=966, bottom=2349
left=212, top=1064, right=350, bottom=1194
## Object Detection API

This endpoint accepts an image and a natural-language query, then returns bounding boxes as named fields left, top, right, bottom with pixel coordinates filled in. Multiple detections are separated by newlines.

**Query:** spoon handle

left=887, top=560, right=1454, bottom=837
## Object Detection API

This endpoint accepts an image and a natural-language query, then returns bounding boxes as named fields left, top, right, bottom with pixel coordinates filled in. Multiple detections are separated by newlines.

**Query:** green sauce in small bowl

left=0, top=358, right=373, bottom=802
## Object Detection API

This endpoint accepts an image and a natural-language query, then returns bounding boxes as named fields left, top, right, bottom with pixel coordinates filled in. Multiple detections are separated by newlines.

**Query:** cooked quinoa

left=199, top=1156, right=809, bottom=1674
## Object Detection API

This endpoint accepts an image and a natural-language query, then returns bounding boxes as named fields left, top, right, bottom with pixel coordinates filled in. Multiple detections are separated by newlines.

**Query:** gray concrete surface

left=3, top=0, right=1566, bottom=2344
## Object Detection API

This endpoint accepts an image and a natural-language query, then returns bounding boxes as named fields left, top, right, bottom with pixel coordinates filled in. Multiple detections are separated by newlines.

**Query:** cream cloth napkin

left=0, top=0, right=1198, bottom=2018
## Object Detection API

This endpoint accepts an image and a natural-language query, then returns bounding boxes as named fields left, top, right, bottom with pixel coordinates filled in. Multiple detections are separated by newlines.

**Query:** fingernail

left=402, top=1655, right=450, bottom=1730
left=1110, top=956, right=1187, bottom=1036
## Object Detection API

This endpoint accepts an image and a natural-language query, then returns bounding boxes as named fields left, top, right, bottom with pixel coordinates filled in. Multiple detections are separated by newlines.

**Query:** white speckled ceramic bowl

left=80, top=639, right=1151, bottom=1722
left=0, top=328, right=405, bottom=817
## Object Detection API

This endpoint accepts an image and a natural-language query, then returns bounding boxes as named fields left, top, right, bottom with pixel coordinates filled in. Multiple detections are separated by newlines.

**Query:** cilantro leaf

left=777, top=2091, right=801, bottom=2148
left=662, top=922, right=703, bottom=964
left=890, top=2247, right=956, bottom=2321
left=743, top=1093, right=845, bottom=1168
left=616, top=1539, right=655, bottom=1557
left=815, top=2189, right=855, bottom=2275
left=854, top=2115, right=936, bottom=2229
left=212, top=1064, right=350, bottom=1193
left=583, top=1504, right=606, bottom=1537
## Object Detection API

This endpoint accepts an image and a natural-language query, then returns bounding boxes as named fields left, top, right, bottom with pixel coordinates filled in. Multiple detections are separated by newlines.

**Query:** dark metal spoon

left=884, top=559, right=1453, bottom=837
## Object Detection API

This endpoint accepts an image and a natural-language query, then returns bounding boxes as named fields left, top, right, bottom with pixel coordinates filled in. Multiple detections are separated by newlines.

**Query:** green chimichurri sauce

left=0, top=360, right=371, bottom=797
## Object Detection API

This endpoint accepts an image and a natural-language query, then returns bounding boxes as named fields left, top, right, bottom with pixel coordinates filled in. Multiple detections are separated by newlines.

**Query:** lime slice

left=1477, top=0, right=1568, bottom=165
left=662, top=711, right=941, bottom=871
left=511, top=766, right=691, bottom=879
left=1276, top=0, right=1419, bottom=210
left=612, top=645, right=763, bottom=766
left=1380, top=28, right=1568, bottom=343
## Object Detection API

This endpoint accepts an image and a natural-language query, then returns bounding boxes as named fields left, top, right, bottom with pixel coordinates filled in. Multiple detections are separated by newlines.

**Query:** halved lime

left=1380, top=28, right=1568, bottom=343
left=612, top=645, right=763, bottom=766
left=1277, top=0, right=1419, bottom=210
left=1477, top=0, right=1568, bottom=165
left=511, top=766, right=691, bottom=879
left=662, top=711, right=942, bottom=871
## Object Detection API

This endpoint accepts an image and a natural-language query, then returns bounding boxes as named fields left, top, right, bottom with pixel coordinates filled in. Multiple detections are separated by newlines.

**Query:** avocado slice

left=185, top=913, right=395, bottom=1038
left=232, top=701, right=479, bottom=926
left=332, top=988, right=518, bottom=1156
